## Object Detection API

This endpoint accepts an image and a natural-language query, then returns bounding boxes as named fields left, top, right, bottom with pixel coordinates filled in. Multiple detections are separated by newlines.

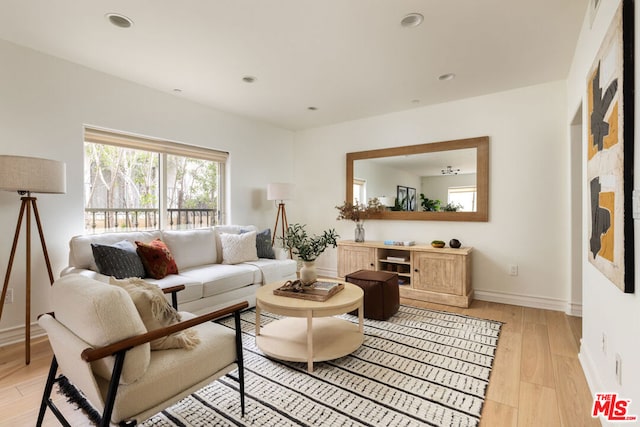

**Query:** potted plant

left=335, top=198, right=383, bottom=242
left=281, top=223, right=340, bottom=284
left=420, top=194, right=441, bottom=212
left=442, top=202, right=463, bottom=212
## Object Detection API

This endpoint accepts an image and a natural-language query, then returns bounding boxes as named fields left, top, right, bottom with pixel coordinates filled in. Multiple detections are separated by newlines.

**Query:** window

left=84, top=127, right=227, bottom=233
left=448, top=186, right=476, bottom=212
left=353, top=178, right=366, bottom=204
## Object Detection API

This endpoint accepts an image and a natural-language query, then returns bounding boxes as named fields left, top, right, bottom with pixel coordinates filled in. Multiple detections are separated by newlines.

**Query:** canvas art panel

left=396, top=186, right=408, bottom=210
left=586, top=0, right=634, bottom=293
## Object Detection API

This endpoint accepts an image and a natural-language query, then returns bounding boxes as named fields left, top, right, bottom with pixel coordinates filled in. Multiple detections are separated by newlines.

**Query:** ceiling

left=0, top=0, right=588, bottom=130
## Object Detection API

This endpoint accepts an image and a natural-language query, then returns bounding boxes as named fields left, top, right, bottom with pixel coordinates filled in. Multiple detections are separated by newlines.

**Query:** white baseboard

left=321, top=268, right=582, bottom=316
left=579, top=341, right=601, bottom=395
left=459, top=290, right=582, bottom=316
left=579, top=342, right=615, bottom=426
left=0, top=322, right=45, bottom=348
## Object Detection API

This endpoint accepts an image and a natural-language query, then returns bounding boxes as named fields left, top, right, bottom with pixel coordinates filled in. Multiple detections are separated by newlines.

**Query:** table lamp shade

left=0, top=155, right=66, bottom=194
left=267, top=183, right=293, bottom=201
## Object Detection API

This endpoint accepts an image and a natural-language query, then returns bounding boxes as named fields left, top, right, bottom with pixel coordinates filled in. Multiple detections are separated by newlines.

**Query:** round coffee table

left=255, top=280, right=364, bottom=372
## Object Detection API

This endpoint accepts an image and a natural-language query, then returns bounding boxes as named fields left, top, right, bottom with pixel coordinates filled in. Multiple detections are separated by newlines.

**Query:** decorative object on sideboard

left=335, top=198, right=383, bottom=242
left=281, top=223, right=339, bottom=284
left=431, top=240, right=446, bottom=248
left=449, top=239, right=462, bottom=248
left=0, top=155, right=66, bottom=365
left=267, top=182, right=294, bottom=257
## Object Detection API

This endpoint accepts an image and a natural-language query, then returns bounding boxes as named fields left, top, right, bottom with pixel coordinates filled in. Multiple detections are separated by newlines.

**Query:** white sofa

left=61, top=225, right=297, bottom=314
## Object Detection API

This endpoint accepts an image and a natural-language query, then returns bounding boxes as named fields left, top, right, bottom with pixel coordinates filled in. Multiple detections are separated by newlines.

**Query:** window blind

left=84, top=126, right=228, bottom=163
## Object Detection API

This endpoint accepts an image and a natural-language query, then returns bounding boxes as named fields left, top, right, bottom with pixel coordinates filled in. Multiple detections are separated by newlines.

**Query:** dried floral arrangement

left=335, top=198, right=383, bottom=222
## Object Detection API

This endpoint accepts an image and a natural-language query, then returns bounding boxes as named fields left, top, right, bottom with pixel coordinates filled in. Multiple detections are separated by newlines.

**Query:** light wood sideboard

left=337, top=240, right=473, bottom=307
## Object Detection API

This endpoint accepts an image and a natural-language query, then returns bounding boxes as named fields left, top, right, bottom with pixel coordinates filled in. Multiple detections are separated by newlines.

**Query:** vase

left=299, top=261, right=317, bottom=285
left=354, top=222, right=365, bottom=242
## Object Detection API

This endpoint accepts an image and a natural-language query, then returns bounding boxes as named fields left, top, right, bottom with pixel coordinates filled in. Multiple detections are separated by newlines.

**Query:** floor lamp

left=0, top=155, right=66, bottom=364
left=267, top=183, right=293, bottom=258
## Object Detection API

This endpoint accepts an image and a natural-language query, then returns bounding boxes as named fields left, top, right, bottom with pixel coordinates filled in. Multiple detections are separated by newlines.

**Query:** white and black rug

left=141, top=305, right=501, bottom=427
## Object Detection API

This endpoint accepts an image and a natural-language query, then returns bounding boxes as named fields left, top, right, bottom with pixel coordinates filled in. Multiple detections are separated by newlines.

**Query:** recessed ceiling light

left=242, top=76, right=256, bottom=83
left=438, top=73, right=456, bottom=81
left=307, top=106, right=318, bottom=111
left=401, top=13, right=424, bottom=28
left=105, top=13, right=134, bottom=28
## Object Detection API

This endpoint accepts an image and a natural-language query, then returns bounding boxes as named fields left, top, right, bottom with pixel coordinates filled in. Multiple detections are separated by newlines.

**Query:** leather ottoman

left=345, top=270, right=399, bottom=320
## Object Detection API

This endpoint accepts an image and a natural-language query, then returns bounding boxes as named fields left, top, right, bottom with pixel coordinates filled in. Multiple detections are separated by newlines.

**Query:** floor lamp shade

left=267, top=183, right=294, bottom=201
left=0, top=155, right=66, bottom=194
left=0, top=155, right=66, bottom=365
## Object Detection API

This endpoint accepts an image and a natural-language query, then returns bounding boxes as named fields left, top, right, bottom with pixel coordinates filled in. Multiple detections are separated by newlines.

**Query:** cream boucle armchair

left=36, top=275, right=247, bottom=426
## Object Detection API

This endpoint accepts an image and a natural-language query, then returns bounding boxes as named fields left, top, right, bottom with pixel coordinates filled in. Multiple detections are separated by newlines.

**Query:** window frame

left=84, top=126, right=228, bottom=231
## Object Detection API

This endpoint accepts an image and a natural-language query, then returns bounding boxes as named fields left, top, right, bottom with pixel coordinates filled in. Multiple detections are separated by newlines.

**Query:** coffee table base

left=256, top=317, right=363, bottom=372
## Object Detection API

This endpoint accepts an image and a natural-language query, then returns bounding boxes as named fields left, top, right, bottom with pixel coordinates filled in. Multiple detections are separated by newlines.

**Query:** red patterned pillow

left=135, top=239, right=179, bottom=279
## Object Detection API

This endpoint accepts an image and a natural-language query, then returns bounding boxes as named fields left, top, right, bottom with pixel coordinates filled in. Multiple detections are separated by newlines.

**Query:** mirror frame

left=346, top=136, right=489, bottom=222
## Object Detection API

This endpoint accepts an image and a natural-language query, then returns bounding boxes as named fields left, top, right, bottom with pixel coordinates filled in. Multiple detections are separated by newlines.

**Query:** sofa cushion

left=255, top=229, right=276, bottom=259
left=220, top=231, right=258, bottom=265
left=243, top=258, right=298, bottom=284
left=135, top=239, right=179, bottom=279
left=110, top=277, right=200, bottom=350
left=69, top=231, right=163, bottom=271
left=161, top=229, right=216, bottom=270
left=51, top=275, right=150, bottom=384
left=179, top=264, right=256, bottom=298
left=91, top=241, right=146, bottom=279
left=143, top=274, right=204, bottom=305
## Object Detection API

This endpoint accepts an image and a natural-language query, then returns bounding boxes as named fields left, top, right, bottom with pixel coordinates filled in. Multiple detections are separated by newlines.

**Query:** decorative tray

left=273, top=280, right=344, bottom=302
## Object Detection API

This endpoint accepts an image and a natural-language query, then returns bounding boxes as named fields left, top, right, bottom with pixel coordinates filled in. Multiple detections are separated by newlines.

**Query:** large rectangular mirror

left=346, top=136, right=489, bottom=221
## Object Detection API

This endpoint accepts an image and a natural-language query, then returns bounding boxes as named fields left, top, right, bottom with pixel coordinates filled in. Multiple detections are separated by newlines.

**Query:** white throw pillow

left=220, top=231, right=258, bottom=264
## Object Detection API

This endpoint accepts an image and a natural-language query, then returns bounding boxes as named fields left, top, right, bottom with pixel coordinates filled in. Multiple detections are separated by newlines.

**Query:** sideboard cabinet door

left=337, top=245, right=375, bottom=278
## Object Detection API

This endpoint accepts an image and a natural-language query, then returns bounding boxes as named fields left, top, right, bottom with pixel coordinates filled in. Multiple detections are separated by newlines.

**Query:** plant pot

left=354, top=222, right=365, bottom=242
left=299, top=261, right=317, bottom=285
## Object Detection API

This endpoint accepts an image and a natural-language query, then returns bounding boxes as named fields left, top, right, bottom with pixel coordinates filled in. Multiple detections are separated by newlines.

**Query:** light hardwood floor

left=0, top=298, right=600, bottom=426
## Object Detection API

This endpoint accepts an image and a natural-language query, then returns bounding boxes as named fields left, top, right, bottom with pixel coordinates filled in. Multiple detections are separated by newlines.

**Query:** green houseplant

left=281, top=223, right=340, bottom=284
left=420, top=194, right=441, bottom=212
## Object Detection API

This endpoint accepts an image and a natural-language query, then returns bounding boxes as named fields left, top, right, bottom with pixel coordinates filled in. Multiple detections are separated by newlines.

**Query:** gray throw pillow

left=91, top=242, right=146, bottom=279
left=255, top=229, right=276, bottom=259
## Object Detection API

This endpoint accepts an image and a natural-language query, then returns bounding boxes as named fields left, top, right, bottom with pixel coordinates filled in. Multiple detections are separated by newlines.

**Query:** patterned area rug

left=138, top=305, right=501, bottom=427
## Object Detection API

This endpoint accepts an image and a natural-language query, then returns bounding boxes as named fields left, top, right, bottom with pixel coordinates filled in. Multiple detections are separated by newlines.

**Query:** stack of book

left=383, top=240, right=415, bottom=246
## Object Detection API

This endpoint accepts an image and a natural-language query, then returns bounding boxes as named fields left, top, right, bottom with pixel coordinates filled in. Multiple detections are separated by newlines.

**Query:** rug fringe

left=56, top=374, right=102, bottom=426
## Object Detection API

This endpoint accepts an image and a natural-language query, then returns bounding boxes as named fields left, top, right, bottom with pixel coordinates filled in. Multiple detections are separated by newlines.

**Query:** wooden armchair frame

left=36, top=301, right=248, bottom=427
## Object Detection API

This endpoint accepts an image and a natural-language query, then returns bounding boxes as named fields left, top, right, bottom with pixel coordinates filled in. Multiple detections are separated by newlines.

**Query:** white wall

left=0, top=39, right=294, bottom=343
left=354, top=160, right=419, bottom=206
left=293, top=80, right=571, bottom=311
left=567, top=0, right=640, bottom=414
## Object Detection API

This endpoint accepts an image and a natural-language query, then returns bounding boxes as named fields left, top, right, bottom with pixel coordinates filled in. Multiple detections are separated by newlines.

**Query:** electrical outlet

left=3, top=288, right=13, bottom=304
left=602, top=333, right=607, bottom=354
left=615, top=353, right=622, bottom=385
left=508, top=264, right=519, bottom=276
